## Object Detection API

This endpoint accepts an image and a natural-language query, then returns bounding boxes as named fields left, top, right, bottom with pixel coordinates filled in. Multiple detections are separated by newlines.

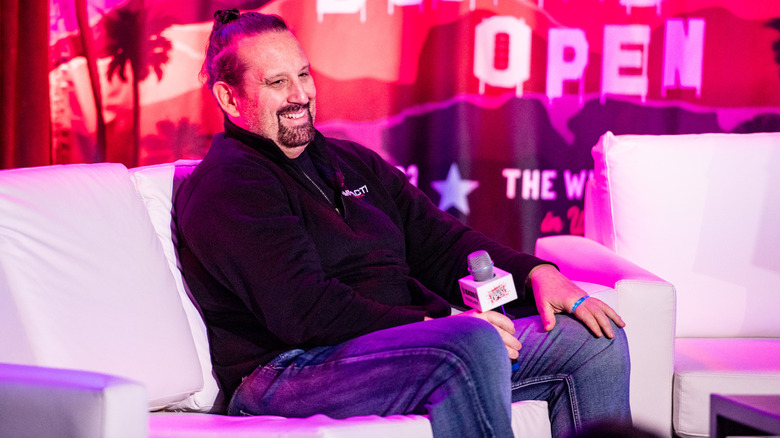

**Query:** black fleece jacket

left=174, top=120, right=548, bottom=402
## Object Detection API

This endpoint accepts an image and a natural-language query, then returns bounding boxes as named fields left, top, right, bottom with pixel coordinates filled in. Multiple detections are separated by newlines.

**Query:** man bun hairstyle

left=202, top=9, right=289, bottom=95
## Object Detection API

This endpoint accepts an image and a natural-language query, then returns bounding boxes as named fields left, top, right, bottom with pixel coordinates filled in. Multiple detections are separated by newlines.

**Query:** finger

left=583, top=299, right=625, bottom=338
left=603, top=305, right=626, bottom=328
left=484, top=310, right=516, bottom=334
left=498, top=327, right=522, bottom=351
left=539, top=303, right=557, bottom=332
left=585, top=298, right=624, bottom=328
left=574, top=303, right=604, bottom=338
left=592, top=309, right=615, bottom=338
left=582, top=311, right=605, bottom=337
left=575, top=299, right=623, bottom=338
left=454, top=310, right=522, bottom=352
left=498, top=328, right=521, bottom=359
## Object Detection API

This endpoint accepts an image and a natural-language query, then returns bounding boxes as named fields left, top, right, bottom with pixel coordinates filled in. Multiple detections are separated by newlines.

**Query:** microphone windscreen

left=467, top=250, right=494, bottom=282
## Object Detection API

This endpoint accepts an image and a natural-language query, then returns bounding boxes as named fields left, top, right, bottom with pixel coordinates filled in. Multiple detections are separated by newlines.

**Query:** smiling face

left=214, top=30, right=316, bottom=158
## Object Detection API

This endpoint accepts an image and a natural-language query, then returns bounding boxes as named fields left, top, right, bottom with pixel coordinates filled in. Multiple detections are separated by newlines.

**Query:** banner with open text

left=49, top=0, right=780, bottom=252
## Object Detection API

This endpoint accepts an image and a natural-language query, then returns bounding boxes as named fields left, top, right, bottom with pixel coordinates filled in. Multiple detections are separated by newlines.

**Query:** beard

left=276, top=105, right=316, bottom=148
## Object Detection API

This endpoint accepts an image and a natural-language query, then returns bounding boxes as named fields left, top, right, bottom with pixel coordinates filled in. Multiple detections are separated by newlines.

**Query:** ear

left=212, top=81, right=241, bottom=118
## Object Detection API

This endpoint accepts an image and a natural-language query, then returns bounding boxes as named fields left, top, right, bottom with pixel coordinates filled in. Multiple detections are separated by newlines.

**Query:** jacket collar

left=222, top=118, right=344, bottom=191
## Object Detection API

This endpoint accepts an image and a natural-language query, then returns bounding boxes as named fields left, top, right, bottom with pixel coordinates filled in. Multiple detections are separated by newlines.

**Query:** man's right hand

left=449, top=309, right=522, bottom=359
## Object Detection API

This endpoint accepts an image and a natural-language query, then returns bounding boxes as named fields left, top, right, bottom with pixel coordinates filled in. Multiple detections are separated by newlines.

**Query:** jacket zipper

left=300, top=170, right=341, bottom=216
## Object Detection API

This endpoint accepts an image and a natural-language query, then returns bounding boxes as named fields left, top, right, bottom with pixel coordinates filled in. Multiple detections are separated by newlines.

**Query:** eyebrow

left=260, top=64, right=311, bottom=82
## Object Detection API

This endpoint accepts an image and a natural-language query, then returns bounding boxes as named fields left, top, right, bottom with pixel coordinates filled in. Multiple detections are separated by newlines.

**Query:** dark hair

left=201, top=9, right=289, bottom=94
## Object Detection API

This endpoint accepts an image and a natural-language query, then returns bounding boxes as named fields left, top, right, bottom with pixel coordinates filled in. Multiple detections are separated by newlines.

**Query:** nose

left=288, top=78, right=312, bottom=105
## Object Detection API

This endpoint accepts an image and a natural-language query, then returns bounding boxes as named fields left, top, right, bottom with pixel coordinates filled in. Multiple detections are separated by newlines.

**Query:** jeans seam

left=566, top=374, right=582, bottom=433
left=288, top=346, right=502, bottom=437
left=510, top=373, right=568, bottom=390
left=511, top=374, right=583, bottom=433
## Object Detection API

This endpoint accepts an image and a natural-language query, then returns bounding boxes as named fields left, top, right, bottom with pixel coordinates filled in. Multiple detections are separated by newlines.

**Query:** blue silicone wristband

left=571, top=295, right=590, bottom=313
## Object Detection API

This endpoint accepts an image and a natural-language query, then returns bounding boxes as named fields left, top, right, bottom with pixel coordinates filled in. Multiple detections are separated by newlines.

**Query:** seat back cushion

left=129, top=160, right=220, bottom=412
left=588, top=131, right=780, bottom=337
left=0, top=163, right=202, bottom=410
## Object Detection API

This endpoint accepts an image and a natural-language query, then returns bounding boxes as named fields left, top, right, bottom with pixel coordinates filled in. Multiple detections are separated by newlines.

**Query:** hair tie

left=214, top=8, right=240, bottom=24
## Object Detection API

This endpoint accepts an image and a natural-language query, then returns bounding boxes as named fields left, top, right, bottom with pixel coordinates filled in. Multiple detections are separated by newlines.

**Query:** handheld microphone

left=458, top=250, right=518, bottom=313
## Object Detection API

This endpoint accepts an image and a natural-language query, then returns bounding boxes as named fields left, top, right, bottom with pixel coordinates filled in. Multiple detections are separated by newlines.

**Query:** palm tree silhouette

left=768, top=17, right=780, bottom=75
left=142, top=119, right=211, bottom=165
left=74, top=0, right=107, bottom=162
left=102, top=0, right=172, bottom=167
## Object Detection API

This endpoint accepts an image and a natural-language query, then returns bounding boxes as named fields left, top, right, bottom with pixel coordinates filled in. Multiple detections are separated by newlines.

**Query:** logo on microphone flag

left=458, top=266, right=518, bottom=312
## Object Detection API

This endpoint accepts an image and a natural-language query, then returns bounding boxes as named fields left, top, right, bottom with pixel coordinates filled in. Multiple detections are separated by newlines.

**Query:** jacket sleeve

left=177, top=162, right=428, bottom=347
left=366, top=152, right=550, bottom=309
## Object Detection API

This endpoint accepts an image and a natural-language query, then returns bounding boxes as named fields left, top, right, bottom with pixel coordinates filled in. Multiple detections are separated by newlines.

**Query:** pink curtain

left=1, top=0, right=51, bottom=168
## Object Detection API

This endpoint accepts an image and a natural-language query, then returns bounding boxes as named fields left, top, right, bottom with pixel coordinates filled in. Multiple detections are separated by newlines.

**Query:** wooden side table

left=710, top=394, right=780, bottom=438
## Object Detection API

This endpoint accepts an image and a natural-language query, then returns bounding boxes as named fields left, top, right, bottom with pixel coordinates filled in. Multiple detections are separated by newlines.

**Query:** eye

left=265, top=78, right=285, bottom=87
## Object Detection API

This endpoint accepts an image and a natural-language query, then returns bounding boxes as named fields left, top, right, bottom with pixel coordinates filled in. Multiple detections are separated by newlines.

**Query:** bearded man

left=174, top=10, right=631, bottom=438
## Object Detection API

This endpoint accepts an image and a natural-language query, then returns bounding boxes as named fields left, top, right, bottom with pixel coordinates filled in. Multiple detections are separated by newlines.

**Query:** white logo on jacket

left=342, top=185, right=369, bottom=198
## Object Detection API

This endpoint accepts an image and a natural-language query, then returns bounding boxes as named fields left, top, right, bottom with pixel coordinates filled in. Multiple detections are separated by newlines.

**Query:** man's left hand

left=528, top=264, right=625, bottom=338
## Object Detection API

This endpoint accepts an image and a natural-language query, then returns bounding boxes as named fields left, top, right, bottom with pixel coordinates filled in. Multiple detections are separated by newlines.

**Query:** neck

left=280, top=144, right=308, bottom=159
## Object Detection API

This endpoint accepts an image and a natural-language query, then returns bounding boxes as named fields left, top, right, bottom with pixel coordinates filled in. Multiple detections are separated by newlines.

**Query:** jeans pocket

left=267, top=348, right=306, bottom=371
left=228, top=349, right=306, bottom=416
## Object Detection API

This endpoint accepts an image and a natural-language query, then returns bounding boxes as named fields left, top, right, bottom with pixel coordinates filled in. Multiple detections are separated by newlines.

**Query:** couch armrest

left=536, top=235, right=676, bottom=438
left=535, top=235, right=666, bottom=286
left=0, top=363, right=148, bottom=438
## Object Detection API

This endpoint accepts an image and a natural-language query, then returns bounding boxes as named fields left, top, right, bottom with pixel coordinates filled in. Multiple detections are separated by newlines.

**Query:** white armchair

left=536, top=235, right=676, bottom=437
left=0, top=363, right=147, bottom=438
left=539, top=131, right=780, bottom=438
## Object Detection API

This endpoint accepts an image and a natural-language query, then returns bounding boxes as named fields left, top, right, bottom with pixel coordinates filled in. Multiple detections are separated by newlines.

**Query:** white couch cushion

left=148, top=412, right=434, bottom=438
left=674, top=338, right=780, bottom=438
left=130, top=160, right=219, bottom=412
left=147, top=400, right=549, bottom=438
left=0, top=163, right=202, bottom=410
left=589, top=131, right=780, bottom=337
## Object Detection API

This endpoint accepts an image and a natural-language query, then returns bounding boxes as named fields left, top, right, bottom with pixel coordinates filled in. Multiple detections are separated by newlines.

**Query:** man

left=175, top=9, right=630, bottom=437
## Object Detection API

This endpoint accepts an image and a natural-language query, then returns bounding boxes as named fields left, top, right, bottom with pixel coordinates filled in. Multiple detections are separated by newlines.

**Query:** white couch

left=0, top=159, right=674, bottom=437
left=538, top=131, right=780, bottom=438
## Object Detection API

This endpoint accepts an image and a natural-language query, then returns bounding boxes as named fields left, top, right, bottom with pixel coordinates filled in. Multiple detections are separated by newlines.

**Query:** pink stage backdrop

left=48, top=0, right=780, bottom=252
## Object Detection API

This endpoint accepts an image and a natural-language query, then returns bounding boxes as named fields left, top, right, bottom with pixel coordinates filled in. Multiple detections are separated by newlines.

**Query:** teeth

left=281, top=110, right=306, bottom=119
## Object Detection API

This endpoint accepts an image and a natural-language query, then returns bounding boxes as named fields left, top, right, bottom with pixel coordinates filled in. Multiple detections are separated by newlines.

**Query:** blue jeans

left=228, top=315, right=631, bottom=438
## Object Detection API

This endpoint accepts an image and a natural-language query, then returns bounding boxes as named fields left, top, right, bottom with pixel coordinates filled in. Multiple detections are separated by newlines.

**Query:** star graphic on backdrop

left=431, top=163, right=480, bottom=215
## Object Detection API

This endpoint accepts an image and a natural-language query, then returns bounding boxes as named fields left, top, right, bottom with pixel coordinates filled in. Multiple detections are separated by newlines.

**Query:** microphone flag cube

left=458, top=266, right=518, bottom=313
